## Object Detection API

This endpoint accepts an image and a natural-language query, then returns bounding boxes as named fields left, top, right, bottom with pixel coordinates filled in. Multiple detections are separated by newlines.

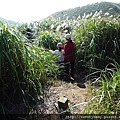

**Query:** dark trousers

left=64, top=61, right=75, bottom=78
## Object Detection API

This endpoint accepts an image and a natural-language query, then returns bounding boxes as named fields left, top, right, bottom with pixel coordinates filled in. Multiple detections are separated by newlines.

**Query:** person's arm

left=64, top=44, right=67, bottom=56
left=62, top=49, right=65, bottom=55
left=49, top=50, right=55, bottom=54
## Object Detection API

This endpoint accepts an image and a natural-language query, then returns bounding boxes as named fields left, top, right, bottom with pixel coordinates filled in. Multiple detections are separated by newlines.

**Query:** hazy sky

left=0, top=0, right=119, bottom=22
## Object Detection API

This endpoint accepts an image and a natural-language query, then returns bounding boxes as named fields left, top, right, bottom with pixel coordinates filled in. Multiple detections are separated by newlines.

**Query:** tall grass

left=84, top=65, right=120, bottom=114
left=0, top=22, right=59, bottom=114
left=38, top=31, right=64, bottom=50
left=73, top=16, right=120, bottom=75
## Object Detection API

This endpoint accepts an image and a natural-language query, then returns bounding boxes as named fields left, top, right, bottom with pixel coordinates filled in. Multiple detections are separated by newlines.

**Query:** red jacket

left=64, top=40, right=76, bottom=62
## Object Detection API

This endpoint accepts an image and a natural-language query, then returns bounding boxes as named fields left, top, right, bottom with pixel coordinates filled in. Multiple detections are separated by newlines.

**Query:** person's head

left=57, top=42, right=62, bottom=51
left=65, top=33, right=72, bottom=42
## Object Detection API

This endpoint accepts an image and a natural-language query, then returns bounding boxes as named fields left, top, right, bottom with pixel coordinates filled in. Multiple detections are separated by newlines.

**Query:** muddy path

left=30, top=77, right=92, bottom=115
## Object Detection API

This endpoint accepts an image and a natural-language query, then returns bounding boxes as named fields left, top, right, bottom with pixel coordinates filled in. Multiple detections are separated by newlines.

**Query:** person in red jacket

left=64, top=33, right=76, bottom=80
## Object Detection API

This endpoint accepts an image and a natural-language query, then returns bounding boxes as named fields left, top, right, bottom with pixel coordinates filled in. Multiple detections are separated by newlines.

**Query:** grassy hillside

left=50, top=2, right=120, bottom=20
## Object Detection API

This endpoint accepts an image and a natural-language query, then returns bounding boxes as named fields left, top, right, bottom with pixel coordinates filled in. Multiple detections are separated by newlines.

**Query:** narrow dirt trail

left=33, top=77, right=93, bottom=114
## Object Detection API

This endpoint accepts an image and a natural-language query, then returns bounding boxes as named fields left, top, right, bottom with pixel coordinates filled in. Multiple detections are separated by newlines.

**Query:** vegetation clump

left=0, top=22, right=58, bottom=113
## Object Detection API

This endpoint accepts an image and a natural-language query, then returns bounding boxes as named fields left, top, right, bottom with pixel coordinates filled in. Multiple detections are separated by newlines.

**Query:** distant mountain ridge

left=1, top=2, right=120, bottom=24
left=0, top=17, right=16, bottom=25
left=50, top=2, right=120, bottom=20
